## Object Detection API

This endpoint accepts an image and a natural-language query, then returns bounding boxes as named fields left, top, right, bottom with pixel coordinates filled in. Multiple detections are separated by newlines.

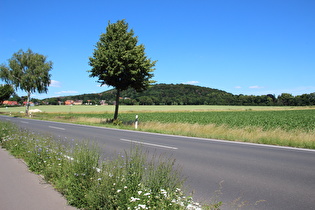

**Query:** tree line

left=38, top=84, right=315, bottom=106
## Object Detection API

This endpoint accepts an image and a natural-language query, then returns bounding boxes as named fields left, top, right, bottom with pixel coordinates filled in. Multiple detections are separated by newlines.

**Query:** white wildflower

left=160, top=189, right=168, bottom=197
left=130, top=197, right=140, bottom=202
left=137, top=204, right=147, bottom=209
left=187, top=203, right=202, bottom=210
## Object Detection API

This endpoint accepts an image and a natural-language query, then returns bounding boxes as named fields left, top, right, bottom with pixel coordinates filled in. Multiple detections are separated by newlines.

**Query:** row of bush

left=0, top=121, right=220, bottom=209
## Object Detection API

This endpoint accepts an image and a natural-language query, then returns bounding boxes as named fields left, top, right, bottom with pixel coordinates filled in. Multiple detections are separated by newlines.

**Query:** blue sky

left=1, top=0, right=314, bottom=99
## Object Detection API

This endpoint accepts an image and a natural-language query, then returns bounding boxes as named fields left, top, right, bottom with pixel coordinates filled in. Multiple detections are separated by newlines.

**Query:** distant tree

left=0, top=84, right=14, bottom=105
left=295, top=93, right=315, bottom=106
left=88, top=20, right=156, bottom=120
left=310, top=93, right=315, bottom=105
left=0, top=49, right=53, bottom=114
left=277, top=93, right=294, bottom=106
left=46, top=97, right=59, bottom=105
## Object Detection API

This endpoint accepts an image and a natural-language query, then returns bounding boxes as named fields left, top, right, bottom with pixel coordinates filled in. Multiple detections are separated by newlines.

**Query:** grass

left=0, top=121, right=220, bottom=209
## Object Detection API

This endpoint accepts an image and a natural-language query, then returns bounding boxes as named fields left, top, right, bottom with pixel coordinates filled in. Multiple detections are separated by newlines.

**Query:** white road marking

left=20, top=121, right=29, bottom=124
left=49, top=126, right=65, bottom=130
left=120, top=138, right=178, bottom=150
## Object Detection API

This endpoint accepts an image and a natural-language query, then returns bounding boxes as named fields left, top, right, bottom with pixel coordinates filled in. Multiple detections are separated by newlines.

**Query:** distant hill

left=43, top=83, right=315, bottom=106
left=56, top=83, right=235, bottom=105
left=118, top=83, right=234, bottom=105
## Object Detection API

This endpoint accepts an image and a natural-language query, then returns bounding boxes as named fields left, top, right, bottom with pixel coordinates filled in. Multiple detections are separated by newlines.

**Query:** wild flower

left=160, top=189, right=168, bottom=197
left=136, top=204, right=147, bottom=209
left=187, top=203, right=202, bottom=210
left=130, top=197, right=140, bottom=202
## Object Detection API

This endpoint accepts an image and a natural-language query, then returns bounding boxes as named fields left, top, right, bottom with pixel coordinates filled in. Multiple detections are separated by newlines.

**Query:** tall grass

left=138, top=122, right=315, bottom=149
left=0, top=121, right=218, bottom=209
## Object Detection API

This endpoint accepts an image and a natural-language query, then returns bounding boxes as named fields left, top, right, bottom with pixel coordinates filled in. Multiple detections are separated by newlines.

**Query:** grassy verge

left=0, top=121, right=220, bottom=209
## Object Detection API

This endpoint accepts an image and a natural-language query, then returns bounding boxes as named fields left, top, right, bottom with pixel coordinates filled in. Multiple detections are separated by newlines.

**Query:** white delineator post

left=135, top=115, right=138, bottom=129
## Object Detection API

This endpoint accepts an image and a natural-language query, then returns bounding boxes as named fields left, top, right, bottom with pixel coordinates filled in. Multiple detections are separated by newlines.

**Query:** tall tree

left=88, top=20, right=156, bottom=120
left=0, top=84, right=14, bottom=105
left=0, top=49, right=53, bottom=114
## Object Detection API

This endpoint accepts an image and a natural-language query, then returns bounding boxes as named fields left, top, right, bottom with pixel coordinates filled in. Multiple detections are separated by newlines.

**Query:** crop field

left=49, top=109, right=314, bottom=132
left=109, top=109, right=315, bottom=132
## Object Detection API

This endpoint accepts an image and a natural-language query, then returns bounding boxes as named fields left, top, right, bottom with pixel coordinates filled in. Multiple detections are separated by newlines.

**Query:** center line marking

left=120, top=139, right=178, bottom=150
left=20, top=121, right=29, bottom=124
left=49, top=126, right=65, bottom=130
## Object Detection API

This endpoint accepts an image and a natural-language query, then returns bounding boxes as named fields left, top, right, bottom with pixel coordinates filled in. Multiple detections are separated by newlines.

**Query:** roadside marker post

left=135, top=115, right=138, bottom=129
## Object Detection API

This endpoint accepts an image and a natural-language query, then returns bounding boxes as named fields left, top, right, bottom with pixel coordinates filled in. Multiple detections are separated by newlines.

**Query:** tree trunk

left=25, top=92, right=31, bottom=116
left=113, top=89, right=120, bottom=120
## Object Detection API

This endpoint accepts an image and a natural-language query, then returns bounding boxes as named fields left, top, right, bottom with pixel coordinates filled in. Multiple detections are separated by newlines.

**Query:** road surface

left=1, top=115, right=315, bottom=209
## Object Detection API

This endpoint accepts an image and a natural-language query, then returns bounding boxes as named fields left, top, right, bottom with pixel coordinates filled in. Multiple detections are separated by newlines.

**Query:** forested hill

left=44, top=83, right=315, bottom=106
left=55, top=84, right=235, bottom=105
left=120, top=83, right=233, bottom=105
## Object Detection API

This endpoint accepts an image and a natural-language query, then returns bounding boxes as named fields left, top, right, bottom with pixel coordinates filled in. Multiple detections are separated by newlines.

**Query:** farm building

left=3, top=101, right=18, bottom=106
left=65, top=100, right=83, bottom=105
left=65, top=100, right=74, bottom=105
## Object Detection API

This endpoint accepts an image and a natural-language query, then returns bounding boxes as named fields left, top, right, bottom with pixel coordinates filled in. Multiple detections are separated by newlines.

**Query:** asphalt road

left=1, top=115, right=315, bottom=209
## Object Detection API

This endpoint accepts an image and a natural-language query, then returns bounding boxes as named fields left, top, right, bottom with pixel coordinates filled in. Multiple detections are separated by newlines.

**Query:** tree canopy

left=88, top=20, right=156, bottom=120
left=0, top=49, right=53, bottom=113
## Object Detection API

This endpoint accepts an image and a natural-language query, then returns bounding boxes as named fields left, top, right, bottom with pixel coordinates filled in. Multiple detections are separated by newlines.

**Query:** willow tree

left=88, top=20, right=156, bottom=120
left=0, top=49, right=52, bottom=114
